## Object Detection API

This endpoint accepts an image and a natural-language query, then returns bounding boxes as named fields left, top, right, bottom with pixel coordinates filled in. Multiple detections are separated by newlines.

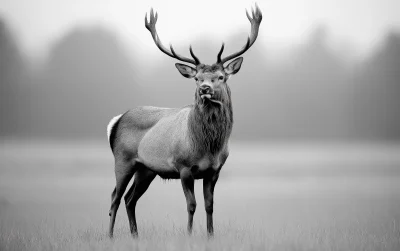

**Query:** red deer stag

left=107, top=4, right=262, bottom=238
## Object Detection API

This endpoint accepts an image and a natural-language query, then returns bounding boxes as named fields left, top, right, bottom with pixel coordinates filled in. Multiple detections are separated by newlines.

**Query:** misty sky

left=1, top=0, right=399, bottom=59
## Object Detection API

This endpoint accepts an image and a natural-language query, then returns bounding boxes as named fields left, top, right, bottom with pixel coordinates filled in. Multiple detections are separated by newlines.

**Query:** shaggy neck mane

left=188, top=88, right=233, bottom=155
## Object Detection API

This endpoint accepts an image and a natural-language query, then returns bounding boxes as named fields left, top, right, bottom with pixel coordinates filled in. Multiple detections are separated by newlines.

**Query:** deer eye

left=194, top=77, right=198, bottom=81
left=219, top=76, right=224, bottom=81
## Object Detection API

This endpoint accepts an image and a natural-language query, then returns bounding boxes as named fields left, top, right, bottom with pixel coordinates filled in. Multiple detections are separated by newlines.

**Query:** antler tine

left=217, top=3, right=262, bottom=65
left=189, top=45, right=200, bottom=65
left=145, top=8, right=200, bottom=65
left=246, top=9, right=252, bottom=22
left=217, top=43, right=225, bottom=63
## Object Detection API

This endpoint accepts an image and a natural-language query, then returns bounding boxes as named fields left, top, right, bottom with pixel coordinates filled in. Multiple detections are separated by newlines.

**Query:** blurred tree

left=276, top=25, right=351, bottom=140
left=353, top=31, right=400, bottom=140
left=31, top=26, right=138, bottom=138
left=0, top=17, right=27, bottom=137
left=232, top=26, right=352, bottom=140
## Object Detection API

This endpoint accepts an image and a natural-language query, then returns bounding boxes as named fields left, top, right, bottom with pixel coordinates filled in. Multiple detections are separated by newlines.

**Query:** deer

left=107, top=4, right=262, bottom=238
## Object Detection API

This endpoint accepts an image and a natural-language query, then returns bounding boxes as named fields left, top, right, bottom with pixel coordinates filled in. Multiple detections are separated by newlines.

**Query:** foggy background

left=0, top=0, right=399, bottom=141
left=1, top=1, right=400, bottom=250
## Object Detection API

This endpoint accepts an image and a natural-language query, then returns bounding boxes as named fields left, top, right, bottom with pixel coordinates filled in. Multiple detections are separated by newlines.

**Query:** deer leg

left=109, top=187, right=116, bottom=216
left=203, top=171, right=219, bottom=237
left=180, top=167, right=196, bottom=234
left=108, top=161, right=136, bottom=238
left=124, top=165, right=156, bottom=237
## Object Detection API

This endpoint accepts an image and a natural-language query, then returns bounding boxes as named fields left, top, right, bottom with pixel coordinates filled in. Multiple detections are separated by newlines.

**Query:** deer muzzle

left=199, top=85, right=213, bottom=99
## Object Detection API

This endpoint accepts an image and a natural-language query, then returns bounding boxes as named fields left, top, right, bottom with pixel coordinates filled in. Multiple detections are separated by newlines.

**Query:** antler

left=145, top=8, right=200, bottom=65
left=217, top=3, right=262, bottom=65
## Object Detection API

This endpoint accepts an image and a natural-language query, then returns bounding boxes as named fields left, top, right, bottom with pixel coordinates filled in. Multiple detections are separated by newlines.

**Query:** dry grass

left=1, top=213, right=399, bottom=251
left=1, top=140, right=400, bottom=250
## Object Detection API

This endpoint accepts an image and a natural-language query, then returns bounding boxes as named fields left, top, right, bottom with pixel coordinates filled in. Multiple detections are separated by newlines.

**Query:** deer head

left=145, top=4, right=262, bottom=106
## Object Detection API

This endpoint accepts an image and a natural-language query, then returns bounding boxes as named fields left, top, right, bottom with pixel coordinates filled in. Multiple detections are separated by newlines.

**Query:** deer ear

left=175, top=63, right=197, bottom=78
left=225, top=57, right=243, bottom=75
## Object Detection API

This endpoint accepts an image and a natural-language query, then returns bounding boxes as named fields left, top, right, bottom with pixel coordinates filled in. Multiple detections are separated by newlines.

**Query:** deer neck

left=188, top=90, right=233, bottom=155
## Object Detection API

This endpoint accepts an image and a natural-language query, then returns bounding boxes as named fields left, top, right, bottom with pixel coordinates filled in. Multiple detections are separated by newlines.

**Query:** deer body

left=112, top=104, right=231, bottom=179
left=108, top=4, right=262, bottom=238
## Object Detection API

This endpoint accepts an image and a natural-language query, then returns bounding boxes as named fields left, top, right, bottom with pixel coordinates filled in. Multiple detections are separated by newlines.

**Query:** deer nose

left=199, top=85, right=211, bottom=94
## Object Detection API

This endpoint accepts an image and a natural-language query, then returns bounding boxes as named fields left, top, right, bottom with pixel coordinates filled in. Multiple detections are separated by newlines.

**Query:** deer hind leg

left=109, top=187, right=116, bottom=216
left=180, top=167, right=196, bottom=234
left=108, top=160, right=136, bottom=238
left=124, top=164, right=156, bottom=237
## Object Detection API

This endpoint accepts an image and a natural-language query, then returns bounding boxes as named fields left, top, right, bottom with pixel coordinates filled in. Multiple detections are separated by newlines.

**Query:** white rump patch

left=107, top=114, right=123, bottom=142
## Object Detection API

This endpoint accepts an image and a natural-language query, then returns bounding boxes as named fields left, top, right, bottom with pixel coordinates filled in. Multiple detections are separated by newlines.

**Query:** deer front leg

left=180, top=167, right=196, bottom=234
left=203, top=171, right=219, bottom=237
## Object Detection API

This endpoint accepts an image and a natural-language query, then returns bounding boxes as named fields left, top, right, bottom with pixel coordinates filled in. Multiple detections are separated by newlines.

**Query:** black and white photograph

left=1, top=0, right=400, bottom=250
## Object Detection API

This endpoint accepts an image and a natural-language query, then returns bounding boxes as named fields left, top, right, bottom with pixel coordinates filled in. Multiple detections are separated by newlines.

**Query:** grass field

left=0, top=140, right=400, bottom=250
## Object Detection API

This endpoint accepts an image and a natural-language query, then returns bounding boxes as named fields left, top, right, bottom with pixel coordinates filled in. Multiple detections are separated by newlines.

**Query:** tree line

left=1, top=17, right=399, bottom=141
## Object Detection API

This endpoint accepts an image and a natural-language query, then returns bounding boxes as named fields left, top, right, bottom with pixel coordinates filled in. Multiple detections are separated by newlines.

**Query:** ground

left=0, top=140, right=399, bottom=250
